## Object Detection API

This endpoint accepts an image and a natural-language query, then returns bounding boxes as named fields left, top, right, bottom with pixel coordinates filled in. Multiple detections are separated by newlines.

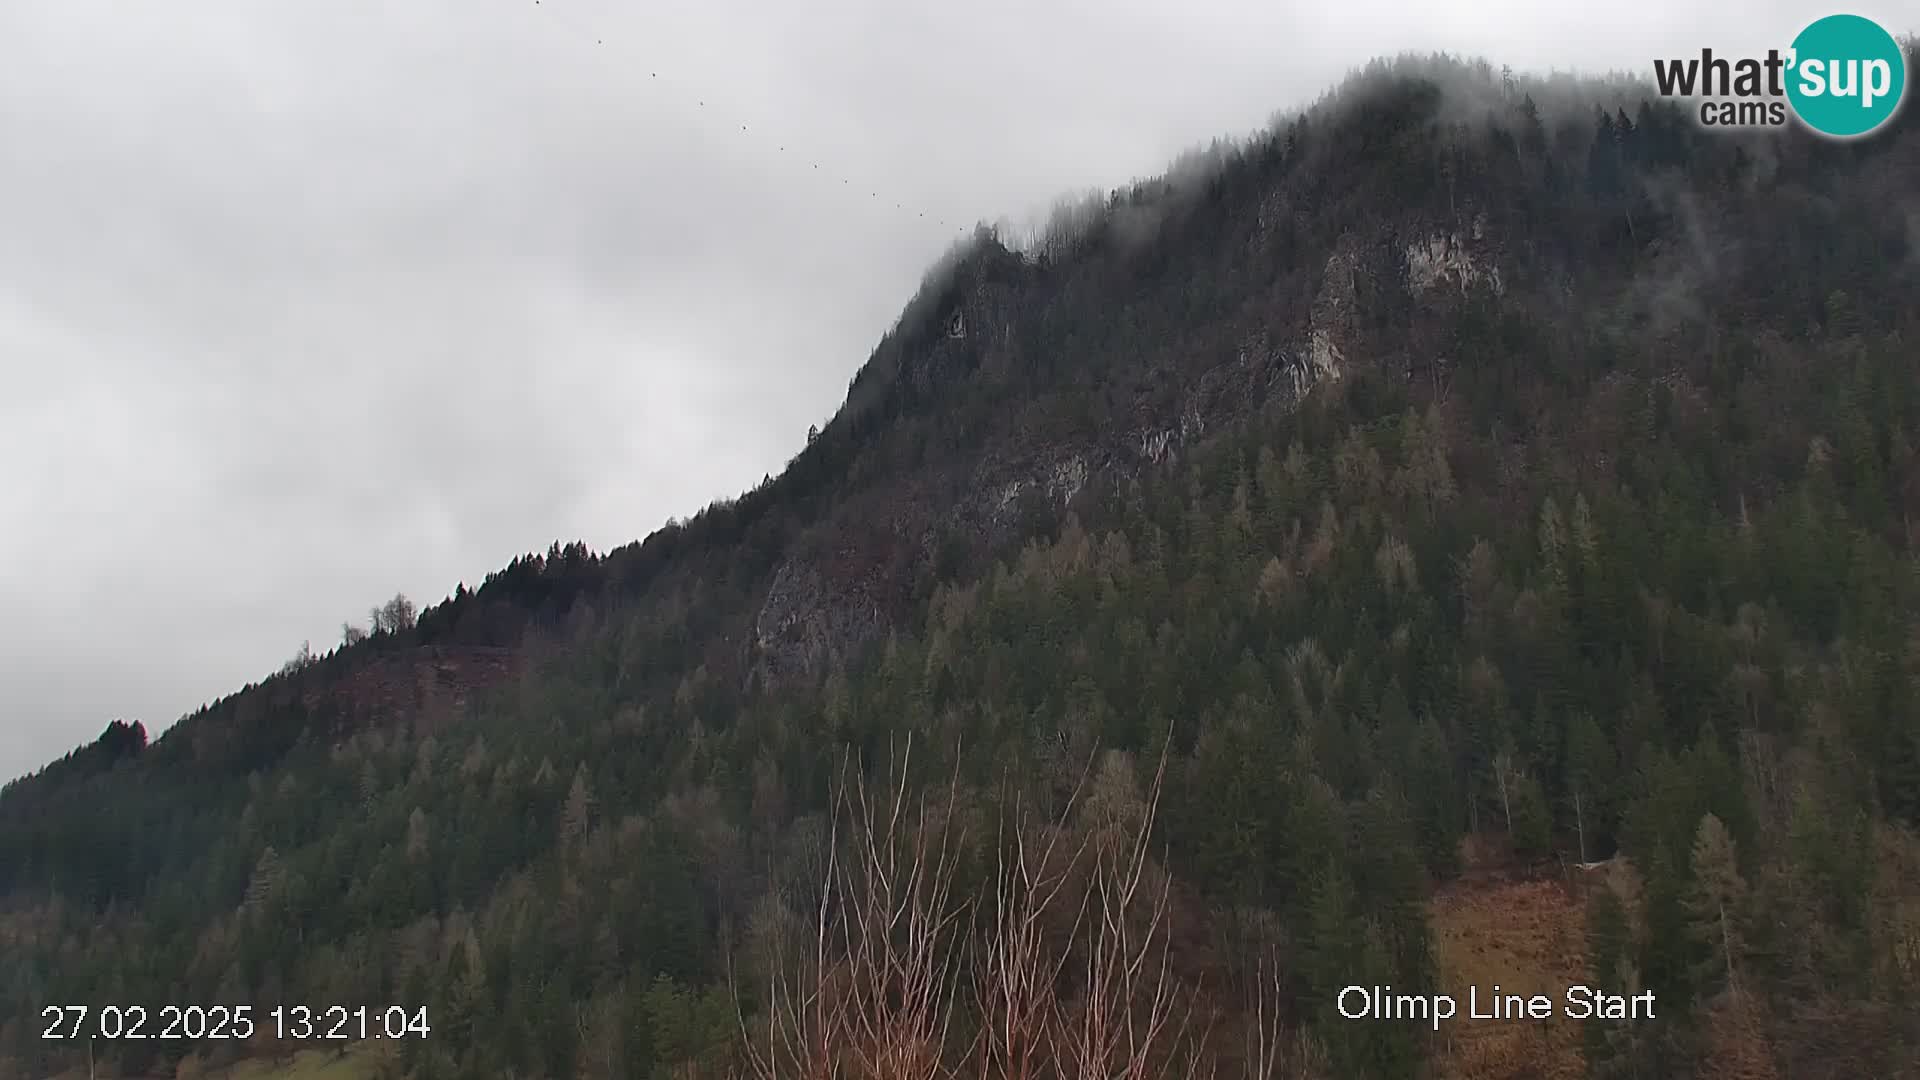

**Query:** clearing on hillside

left=1429, top=867, right=1589, bottom=1080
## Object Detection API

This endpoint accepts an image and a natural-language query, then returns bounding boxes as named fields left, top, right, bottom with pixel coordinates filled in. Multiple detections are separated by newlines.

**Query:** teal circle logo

left=1785, top=14, right=1907, bottom=138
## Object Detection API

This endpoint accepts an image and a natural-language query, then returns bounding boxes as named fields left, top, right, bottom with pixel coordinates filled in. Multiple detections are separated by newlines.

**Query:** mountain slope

left=5, top=50, right=1920, bottom=1080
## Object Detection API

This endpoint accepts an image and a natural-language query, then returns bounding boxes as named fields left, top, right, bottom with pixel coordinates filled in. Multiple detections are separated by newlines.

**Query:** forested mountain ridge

left=5, top=49, right=1920, bottom=1079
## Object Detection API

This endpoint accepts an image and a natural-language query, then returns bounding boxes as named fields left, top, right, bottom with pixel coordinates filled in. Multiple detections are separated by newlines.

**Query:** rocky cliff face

left=753, top=553, right=888, bottom=684
left=749, top=201, right=1506, bottom=684
left=1405, top=216, right=1503, bottom=298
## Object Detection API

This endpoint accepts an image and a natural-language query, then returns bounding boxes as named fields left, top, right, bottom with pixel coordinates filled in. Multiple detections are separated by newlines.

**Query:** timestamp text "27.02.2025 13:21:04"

left=41, top=1004, right=430, bottom=1041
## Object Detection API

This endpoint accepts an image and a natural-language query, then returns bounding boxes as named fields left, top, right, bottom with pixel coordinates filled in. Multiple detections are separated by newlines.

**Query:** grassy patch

left=1429, top=870, right=1589, bottom=1080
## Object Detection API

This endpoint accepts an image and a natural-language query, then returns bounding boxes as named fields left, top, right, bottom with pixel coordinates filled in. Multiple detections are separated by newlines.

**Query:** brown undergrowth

left=1427, top=844, right=1590, bottom=1080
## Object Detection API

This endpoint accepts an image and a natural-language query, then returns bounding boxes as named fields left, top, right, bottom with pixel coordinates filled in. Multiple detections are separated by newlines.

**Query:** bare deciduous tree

left=279, top=640, right=315, bottom=676
left=736, top=734, right=1217, bottom=1080
left=370, top=592, right=416, bottom=636
left=1053, top=748, right=1185, bottom=1080
left=976, top=756, right=1094, bottom=1080
left=738, top=735, right=969, bottom=1080
left=835, top=742, right=970, bottom=1080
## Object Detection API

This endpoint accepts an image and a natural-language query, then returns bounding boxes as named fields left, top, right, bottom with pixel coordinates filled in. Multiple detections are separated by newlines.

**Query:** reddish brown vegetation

left=306, top=645, right=519, bottom=735
left=1429, top=862, right=1588, bottom=1080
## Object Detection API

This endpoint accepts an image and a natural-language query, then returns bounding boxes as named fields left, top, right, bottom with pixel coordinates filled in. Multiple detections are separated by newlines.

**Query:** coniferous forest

left=4, top=51, right=1920, bottom=1079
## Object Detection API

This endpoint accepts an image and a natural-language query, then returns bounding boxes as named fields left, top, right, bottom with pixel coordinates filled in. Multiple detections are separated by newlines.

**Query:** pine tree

left=359, top=760, right=380, bottom=817
left=406, top=807, right=430, bottom=862
left=1564, top=712, right=1616, bottom=863
left=243, top=846, right=286, bottom=920
left=1509, top=772, right=1552, bottom=860
left=1584, top=884, right=1635, bottom=1066
left=562, top=765, right=595, bottom=846
left=1539, top=495, right=1568, bottom=596
left=1570, top=493, right=1599, bottom=569
left=1301, top=865, right=1367, bottom=1011
left=1685, top=813, right=1747, bottom=1001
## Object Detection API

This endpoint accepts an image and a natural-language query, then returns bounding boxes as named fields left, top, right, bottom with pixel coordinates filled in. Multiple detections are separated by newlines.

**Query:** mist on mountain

left=4, top=48, right=1919, bottom=1080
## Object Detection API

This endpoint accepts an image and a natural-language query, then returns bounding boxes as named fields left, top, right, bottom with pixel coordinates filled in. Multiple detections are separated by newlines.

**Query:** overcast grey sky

left=1, top=0, right=1903, bottom=780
